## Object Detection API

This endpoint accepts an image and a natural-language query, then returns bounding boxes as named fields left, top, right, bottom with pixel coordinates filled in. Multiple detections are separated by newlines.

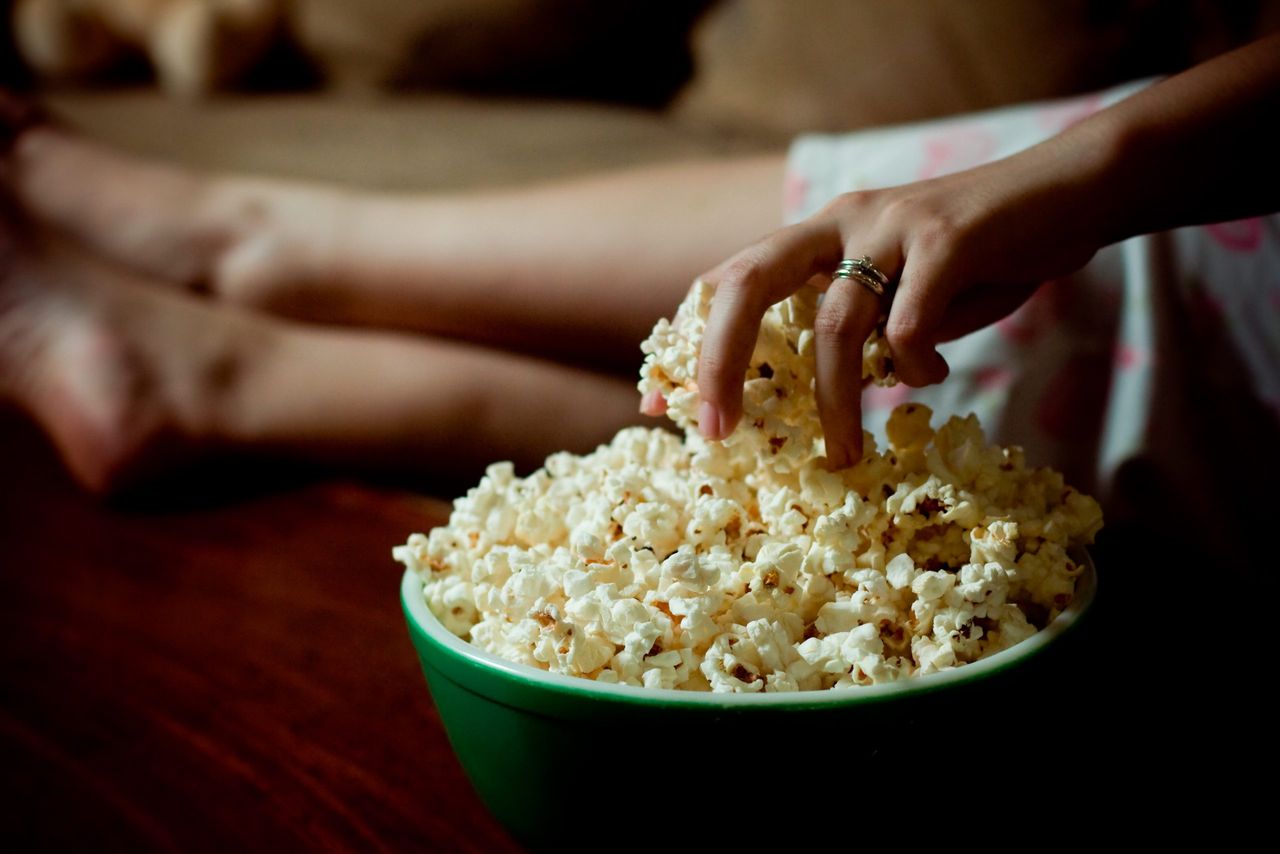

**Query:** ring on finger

left=833, top=256, right=892, bottom=299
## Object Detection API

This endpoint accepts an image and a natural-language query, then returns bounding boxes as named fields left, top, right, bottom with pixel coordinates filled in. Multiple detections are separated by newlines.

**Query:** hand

left=693, top=138, right=1111, bottom=468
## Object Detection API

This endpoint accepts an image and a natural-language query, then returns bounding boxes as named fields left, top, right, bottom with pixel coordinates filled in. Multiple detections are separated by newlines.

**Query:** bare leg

left=7, top=123, right=785, bottom=368
left=0, top=211, right=648, bottom=494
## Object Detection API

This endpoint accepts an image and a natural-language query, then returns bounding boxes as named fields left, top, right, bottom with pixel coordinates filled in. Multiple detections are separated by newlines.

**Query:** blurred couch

left=9, top=0, right=1280, bottom=191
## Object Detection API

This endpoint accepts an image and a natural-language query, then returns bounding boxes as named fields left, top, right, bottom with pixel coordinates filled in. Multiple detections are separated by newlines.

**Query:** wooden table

left=0, top=407, right=521, bottom=851
left=7, top=396, right=1271, bottom=842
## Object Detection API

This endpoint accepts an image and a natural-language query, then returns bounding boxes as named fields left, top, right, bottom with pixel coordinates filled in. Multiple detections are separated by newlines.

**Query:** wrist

left=976, top=120, right=1121, bottom=264
left=1074, top=108, right=1149, bottom=247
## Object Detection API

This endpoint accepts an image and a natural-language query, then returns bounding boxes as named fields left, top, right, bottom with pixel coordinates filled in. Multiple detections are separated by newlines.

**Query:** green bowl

left=402, top=555, right=1096, bottom=846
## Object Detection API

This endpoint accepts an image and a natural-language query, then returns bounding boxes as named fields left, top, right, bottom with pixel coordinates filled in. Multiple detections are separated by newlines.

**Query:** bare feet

left=4, top=116, right=340, bottom=311
left=0, top=207, right=265, bottom=493
left=0, top=204, right=650, bottom=494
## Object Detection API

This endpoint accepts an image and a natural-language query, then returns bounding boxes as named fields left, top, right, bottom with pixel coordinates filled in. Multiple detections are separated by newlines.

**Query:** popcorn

left=639, top=280, right=897, bottom=477
left=397, top=280, right=1103, bottom=692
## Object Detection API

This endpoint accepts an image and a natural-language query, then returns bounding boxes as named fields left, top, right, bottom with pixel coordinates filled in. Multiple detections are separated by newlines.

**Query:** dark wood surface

left=0, top=407, right=521, bottom=851
left=4, top=395, right=1269, bottom=843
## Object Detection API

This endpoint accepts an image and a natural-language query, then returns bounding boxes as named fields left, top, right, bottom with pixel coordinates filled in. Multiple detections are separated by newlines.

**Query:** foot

left=3, top=111, right=341, bottom=312
left=0, top=207, right=268, bottom=493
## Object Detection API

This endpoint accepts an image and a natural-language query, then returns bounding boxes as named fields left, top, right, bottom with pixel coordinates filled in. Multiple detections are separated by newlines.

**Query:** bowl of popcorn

left=398, top=282, right=1103, bottom=844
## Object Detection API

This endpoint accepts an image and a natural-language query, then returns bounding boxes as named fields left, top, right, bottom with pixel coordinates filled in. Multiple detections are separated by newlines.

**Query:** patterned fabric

left=785, top=81, right=1280, bottom=555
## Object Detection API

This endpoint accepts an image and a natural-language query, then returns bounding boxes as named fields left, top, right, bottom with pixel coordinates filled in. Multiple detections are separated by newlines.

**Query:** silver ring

left=832, top=256, right=891, bottom=299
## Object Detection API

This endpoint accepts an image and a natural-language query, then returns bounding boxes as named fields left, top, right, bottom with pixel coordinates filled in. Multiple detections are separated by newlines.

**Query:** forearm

left=1077, top=33, right=1280, bottom=244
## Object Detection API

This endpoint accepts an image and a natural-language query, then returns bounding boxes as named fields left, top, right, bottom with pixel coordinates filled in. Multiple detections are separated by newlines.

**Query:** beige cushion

left=46, top=92, right=772, bottom=190
left=291, top=0, right=697, bottom=103
left=674, top=0, right=1266, bottom=134
left=290, top=0, right=510, bottom=91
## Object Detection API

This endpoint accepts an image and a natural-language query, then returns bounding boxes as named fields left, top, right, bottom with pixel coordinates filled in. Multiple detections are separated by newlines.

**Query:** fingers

left=697, top=219, right=842, bottom=439
left=884, top=247, right=953, bottom=387
left=694, top=187, right=975, bottom=467
left=639, top=388, right=667, bottom=416
left=813, top=276, right=881, bottom=467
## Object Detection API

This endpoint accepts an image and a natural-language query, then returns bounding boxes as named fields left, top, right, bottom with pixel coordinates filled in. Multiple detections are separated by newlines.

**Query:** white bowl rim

left=402, top=550, right=1095, bottom=708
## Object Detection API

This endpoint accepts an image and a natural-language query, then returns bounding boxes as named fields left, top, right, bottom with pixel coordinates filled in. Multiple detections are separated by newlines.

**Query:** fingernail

left=919, top=351, right=950, bottom=385
left=698, top=401, right=722, bottom=440
left=639, top=389, right=667, bottom=416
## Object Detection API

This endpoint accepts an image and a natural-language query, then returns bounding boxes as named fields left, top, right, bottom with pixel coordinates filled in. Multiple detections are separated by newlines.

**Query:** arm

left=1088, top=32, right=1280, bottom=242
left=693, top=33, right=1280, bottom=467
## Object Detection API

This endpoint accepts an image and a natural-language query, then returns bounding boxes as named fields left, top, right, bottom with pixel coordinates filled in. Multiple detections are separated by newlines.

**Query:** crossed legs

left=0, top=112, right=785, bottom=493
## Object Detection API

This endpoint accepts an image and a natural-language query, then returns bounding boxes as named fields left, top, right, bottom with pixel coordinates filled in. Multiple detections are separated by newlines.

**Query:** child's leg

left=1, top=213, right=647, bottom=495
left=8, top=123, right=784, bottom=369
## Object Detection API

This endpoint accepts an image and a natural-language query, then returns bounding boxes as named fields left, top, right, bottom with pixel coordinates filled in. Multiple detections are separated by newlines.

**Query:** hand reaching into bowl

left=679, top=32, right=1280, bottom=468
